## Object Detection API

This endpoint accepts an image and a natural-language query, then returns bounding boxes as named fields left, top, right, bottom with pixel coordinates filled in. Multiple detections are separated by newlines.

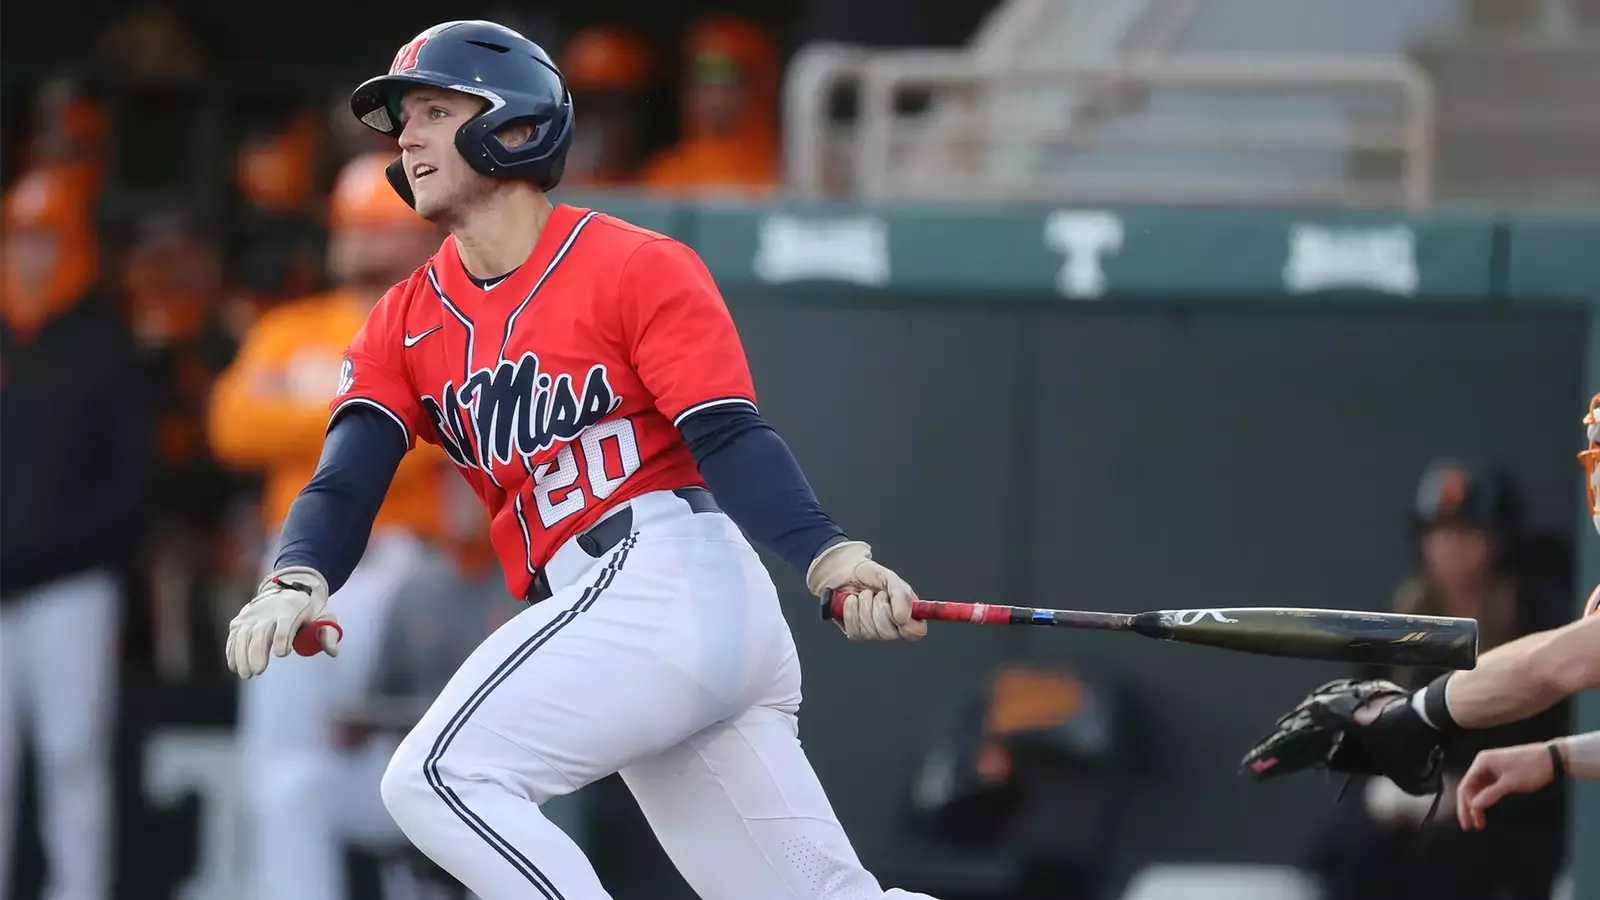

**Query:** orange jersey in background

left=208, top=288, right=448, bottom=539
left=641, top=17, right=780, bottom=195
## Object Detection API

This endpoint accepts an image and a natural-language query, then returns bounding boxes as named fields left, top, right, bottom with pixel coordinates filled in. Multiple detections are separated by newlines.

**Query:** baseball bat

left=821, top=591, right=1478, bottom=670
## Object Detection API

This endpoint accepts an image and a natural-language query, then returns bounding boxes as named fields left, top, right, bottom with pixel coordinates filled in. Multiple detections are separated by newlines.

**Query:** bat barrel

left=1131, top=607, right=1479, bottom=670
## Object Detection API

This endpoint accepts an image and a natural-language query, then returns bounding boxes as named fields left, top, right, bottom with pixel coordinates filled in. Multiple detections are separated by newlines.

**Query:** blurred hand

left=1456, top=743, right=1558, bottom=831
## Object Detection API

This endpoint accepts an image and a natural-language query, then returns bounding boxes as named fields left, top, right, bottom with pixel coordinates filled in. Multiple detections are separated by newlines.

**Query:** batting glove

left=806, top=540, right=927, bottom=642
left=226, top=566, right=341, bottom=679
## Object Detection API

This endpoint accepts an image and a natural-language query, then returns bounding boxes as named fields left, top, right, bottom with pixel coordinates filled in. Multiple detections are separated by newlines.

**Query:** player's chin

left=410, top=184, right=450, bottom=222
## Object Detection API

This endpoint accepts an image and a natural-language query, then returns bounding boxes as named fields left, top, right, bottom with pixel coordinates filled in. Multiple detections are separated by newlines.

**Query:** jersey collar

left=435, top=203, right=589, bottom=305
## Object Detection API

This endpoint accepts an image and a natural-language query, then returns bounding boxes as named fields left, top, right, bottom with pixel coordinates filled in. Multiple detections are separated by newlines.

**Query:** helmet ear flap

left=385, top=156, right=416, bottom=208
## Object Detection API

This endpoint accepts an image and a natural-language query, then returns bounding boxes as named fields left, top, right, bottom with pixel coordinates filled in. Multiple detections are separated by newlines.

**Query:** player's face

left=395, top=88, right=494, bottom=221
left=1420, top=524, right=1494, bottom=598
left=686, top=80, right=745, bottom=136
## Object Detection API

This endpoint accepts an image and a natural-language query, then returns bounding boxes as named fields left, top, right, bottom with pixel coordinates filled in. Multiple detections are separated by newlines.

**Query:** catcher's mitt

left=1241, top=677, right=1445, bottom=797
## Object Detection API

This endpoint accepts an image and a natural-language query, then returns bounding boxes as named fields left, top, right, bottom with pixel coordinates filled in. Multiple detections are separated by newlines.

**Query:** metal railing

left=783, top=49, right=1435, bottom=211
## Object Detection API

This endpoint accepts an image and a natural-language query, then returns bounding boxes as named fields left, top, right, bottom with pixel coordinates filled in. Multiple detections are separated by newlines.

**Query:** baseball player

left=1242, top=392, right=1600, bottom=831
left=223, top=20, right=938, bottom=900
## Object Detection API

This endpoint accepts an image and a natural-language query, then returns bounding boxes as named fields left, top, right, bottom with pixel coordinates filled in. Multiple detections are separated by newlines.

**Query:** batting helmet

left=349, top=20, right=573, bottom=206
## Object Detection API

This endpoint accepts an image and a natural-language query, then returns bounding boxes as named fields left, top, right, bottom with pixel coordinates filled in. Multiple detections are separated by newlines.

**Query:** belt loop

left=577, top=530, right=602, bottom=557
left=525, top=568, right=552, bottom=604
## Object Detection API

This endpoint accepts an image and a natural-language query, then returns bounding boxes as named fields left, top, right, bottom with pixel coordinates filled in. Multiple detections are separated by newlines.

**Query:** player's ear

left=495, top=123, right=534, bottom=149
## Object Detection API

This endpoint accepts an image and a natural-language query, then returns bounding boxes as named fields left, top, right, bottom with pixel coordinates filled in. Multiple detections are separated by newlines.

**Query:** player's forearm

left=272, top=407, right=405, bottom=592
left=1419, top=616, right=1600, bottom=730
left=679, top=407, right=847, bottom=576
left=1556, top=731, right=1600, bottom=780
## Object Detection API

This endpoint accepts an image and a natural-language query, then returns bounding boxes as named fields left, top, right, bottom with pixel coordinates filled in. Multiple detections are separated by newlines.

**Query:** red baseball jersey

left=330, top=204, right=757, bottom=600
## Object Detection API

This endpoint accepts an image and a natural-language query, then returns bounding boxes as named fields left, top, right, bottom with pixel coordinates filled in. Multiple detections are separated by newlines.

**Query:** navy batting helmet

left=349, top=20, right=573, bottom=205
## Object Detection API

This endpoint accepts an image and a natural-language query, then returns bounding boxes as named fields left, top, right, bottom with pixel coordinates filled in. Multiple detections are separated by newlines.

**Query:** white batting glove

left=226, top=566, right=339, bottom=679
left=806, top=540, right=927, bottom=642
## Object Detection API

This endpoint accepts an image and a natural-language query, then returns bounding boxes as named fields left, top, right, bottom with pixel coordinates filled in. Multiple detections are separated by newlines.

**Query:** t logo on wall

left=1045, top=210, right=1124, bottom=298
left=142, top=728, right=244, bottom=900
left=1283, top=223, right=1419, bottom=295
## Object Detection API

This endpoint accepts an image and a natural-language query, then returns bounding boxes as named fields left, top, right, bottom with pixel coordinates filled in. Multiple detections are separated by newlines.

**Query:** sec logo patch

left=336, top=358, right=355, bottom=396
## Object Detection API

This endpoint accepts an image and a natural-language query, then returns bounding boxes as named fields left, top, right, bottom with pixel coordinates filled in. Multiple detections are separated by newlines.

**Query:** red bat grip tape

left=822, top=590, right=1011, bottom=625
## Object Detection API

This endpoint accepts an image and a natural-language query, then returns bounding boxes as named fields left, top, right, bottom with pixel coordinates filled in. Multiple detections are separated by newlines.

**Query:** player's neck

left=453, top=187, right=554, bottom=280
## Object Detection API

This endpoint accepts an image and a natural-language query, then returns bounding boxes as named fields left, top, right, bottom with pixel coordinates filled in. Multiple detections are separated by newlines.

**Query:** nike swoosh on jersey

left=403, top=326, right=443, bottom=347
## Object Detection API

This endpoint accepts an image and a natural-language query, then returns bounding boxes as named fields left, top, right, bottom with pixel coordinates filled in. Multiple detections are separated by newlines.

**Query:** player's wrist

left=1546, top=740, right=1568, bottom=782
left=262, top=564, right=327, bottom=585
left=805, top=539, right=871, bottom=597
left=1412, top=672, right=1461, bottom=735
left=806, top=534, right=850, bottom=568
left=257, top=565, right=331, bottom=602
left=1363, top=693, right=1448, bottom=796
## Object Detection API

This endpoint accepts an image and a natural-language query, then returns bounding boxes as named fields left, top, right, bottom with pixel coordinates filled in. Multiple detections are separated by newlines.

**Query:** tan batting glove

left=225, top=566, right=339, bottom=679
left=805, top=540, right=927, bottom=642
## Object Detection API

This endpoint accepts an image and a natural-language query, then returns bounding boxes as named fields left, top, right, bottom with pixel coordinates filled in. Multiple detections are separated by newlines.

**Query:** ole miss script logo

left=422, top=352, right=623, bottom=477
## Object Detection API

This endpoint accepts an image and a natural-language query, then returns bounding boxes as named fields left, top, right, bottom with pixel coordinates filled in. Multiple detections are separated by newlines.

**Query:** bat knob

left=819, top=589, right=850, bottom=621
left=294, top=619, right=342, bottom=657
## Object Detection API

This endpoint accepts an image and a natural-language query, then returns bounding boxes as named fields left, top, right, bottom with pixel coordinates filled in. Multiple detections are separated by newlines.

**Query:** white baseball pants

left=380, top=489, right=937, bottom=900
left=237, top=530, right=428, bottom=900
left=0, top=568, right=121, bottom=900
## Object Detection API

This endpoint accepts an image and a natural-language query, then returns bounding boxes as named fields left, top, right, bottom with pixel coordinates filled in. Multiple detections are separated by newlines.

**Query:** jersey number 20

left=530, top=418, right=642, bottom=528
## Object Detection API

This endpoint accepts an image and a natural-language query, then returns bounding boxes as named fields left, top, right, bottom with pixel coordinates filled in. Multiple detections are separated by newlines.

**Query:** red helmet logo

left=390, top=35, right=429, bottom=74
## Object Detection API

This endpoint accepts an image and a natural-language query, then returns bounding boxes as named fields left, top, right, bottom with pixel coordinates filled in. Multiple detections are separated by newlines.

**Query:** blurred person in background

left=0, top=163, right=156, bottom=900
left=560, top=25, right=657, bottom=188
left=206, top=151, right=448, bottom=900
left=234, top=108, right=324, bottom=219
left=92, top=4, right=208, bottom=86
left=641, top=15, right=782, bottom=195
left=222, top=105, right=329, bottom=385
left=15, top=72, right=106, bottom=180
left=115, top=206, right=238, bottom=677
left=1306, top=458, right=1570, bottom=900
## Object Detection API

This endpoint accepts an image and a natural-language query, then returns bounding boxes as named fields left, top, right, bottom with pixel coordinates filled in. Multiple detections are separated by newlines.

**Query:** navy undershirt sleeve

left=679, top=407, right=848, bottom=576
left=273, top=406, right=407, bottom=592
